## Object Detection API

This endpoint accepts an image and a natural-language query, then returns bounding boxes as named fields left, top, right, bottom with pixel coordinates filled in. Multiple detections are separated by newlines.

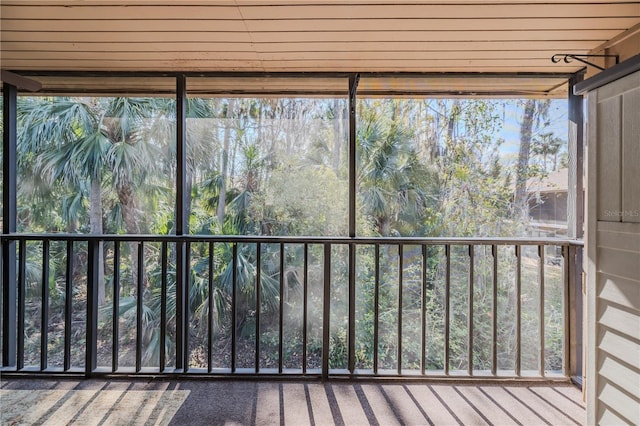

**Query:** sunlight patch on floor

left=0, top=388, right=189, bottom=425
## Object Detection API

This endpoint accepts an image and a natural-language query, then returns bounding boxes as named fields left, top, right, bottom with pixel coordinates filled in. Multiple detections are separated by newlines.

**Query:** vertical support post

left=348, top=74, right=360, bottom=238
left=255, top=242, right=261, bottom=373
left=41, top=239, right=50, bottom=371
left=112, top=241, right=120, bottom=372
left=570, top=243, right=584, bottom=385
left=515, top=245, right=522, bottom=377
left=184, top=242, right=191, bottom=372
left=175, top=75, right=188, bottom=372
left=64, top=241, right=73, bottom=371
left=160, top=241, right=167, bottom=373
left=233, top=242, right=239, bottom=373
left=444, top=245, right=451, bottom=375
left=397, top=244, right=403, bottom=375
left=277, top=243, right=283, bottom=374
left=348, top=243, right=356, bottom=374
left=539, top=244, right=545, bottom=377
left=568, top=72, right=585, bottom=240
left=135, top=242, right=144, bottom=372
left=86, top=239, right=99, bottom=377
left=348, top=74, right=359, bottom=376
left=373, top=244, right=380, bottom=375
left=17, top=240, right=25, bottom=370
left=302, top=243, right=308, bottom=375
left=207, top=241, right=214, bottom=373
left=322, top=244, right=331, bottom=380
left=468, top=245, right=474, bottom=376
left=568, top=73, right=585, bottom=386
left=2, top=82, right=17, bottom=367
left=420, top=244, right=427, bottom=375
left=491, top=244, right=498, bottom=376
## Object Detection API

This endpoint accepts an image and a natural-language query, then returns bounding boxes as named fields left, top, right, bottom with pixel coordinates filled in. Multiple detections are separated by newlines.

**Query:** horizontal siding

left=598, top=302, right=640, bottom=342
left=598, top=273, right=640, bottom=311
left=598, top=222, right=640, bottom=252
left=597, top=328, right=640, bottom=371
left=595, top=220, right=640, bottom=426
left=597, top=246, right=640, bottom=280
left=597, top=380, right=640, bottom=425
left=598, top=355, right=640, bottom=402
left=598, top=409, right=630, bottom=425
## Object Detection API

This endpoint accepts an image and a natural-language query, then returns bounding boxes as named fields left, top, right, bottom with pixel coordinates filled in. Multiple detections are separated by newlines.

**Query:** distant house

left=527, top=168, right=568, bottom=237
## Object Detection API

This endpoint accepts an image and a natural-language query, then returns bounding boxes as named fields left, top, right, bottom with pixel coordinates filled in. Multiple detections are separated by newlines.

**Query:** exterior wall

left=586, top=69, right=640, bottom=425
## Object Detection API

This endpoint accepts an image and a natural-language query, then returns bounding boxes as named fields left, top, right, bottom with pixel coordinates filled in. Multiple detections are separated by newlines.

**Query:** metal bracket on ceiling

left=551, top=54, right=619, bottom=71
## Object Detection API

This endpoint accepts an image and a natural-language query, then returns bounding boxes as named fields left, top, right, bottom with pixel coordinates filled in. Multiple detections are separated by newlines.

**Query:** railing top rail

left=0, top=233, right=584, bottom=246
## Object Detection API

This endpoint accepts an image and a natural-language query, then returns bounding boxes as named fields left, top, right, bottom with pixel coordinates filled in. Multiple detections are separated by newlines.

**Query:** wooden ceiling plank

left=244, top=17, right=640, bottom=32
left=0, top=58, right=579, bottom=68
left=0, top=49, right=589, bottom=61
left=4, top=3, right=638, bottom=20
left=1, top=40, right=606, bottom=53
left=243, top=29, right=620, bottom=43
left=238, top=3, right=640, bottom=20
left=1, top=5, right=244, bottom=20
left=233, top=0, right=639, bottom=4
left=0, top=19, right=247, bottom=32
left=1, top=51, right=263, bottom=61
left=0, top=29, right=619, bottom=44
left=249, top=40, right=605, bottom=52
left=2, top=16, right=637, bottom=32
left=1, top=61, right=265, bottom=70
left=0, top=31, right=254, bottom=43
left=0, top=41, right=258, bottom=52
left=1, top=0, right=637, bottom=5
left=255, top=50, right=591, bottom=61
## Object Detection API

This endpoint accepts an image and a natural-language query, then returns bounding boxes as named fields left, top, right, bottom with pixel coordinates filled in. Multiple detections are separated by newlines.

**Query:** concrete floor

left=0, top=378, right=585, bottom=425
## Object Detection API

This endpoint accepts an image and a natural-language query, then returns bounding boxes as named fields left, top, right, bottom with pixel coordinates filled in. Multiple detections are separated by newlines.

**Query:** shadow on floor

left=0, top=378, right=585, bottom=425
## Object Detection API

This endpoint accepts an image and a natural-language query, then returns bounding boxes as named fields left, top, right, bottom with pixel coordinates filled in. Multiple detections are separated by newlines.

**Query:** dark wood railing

left=0, top=234, right=582, bottom=380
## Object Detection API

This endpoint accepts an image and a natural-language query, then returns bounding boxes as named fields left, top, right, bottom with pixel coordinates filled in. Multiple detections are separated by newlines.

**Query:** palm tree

left=18, top=97, right=110, bottom=301
left=357, top=102, right=434, bottom=236
left=18, top=96, right=181, bottom=303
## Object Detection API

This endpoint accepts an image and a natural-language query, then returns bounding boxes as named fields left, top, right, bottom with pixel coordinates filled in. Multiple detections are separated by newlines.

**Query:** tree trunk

left=217, top=99, right=235, bottom=228
left=515, top=100, right=537, bottom=220
left=447, top=100, right=460, bottom=142
left=285, top=100, right=294, bottom=155
left=332, top=99, right=342, bottom=174
left=89, top=176, right=106, bottom=305
left=117, top=181, right=145, bottom=293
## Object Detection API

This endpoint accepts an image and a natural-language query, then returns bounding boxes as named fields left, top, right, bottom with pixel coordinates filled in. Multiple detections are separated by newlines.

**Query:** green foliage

left=13, top=95, right=568, bottom=372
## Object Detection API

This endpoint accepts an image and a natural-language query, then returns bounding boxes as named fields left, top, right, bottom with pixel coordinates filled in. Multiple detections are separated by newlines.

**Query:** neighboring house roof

left=527, top=168, right=569, bottom=193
